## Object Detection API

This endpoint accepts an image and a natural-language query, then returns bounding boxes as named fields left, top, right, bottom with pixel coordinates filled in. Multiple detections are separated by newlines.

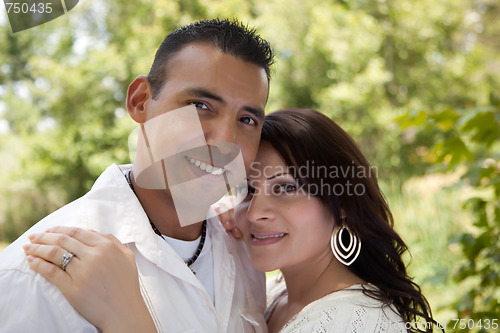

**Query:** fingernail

left=22, top=244, right=31, bottom=251
left=28, top=234, right=37, bottom=241
left=26, top=255, right=35, bottom=263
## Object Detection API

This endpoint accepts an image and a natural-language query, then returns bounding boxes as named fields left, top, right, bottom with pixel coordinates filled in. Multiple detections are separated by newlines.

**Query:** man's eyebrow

left=244, top=106, right=265, bottom=122
left=186, top=88, right=265, bottom=122
left=186, top=88, right=224, bottom=103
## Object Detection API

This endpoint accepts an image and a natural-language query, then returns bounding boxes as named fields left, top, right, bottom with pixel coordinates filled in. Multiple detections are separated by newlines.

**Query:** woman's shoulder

left=278, top=284, right=407, bottom=333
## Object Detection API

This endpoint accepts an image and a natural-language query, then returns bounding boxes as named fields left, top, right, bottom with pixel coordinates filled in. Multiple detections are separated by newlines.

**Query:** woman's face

left=235, top=141, right=335, bottom=272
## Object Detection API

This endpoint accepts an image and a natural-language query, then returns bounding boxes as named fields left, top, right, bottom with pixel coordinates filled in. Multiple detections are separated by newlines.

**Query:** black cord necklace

left=125, top=170, right=207, bottom=270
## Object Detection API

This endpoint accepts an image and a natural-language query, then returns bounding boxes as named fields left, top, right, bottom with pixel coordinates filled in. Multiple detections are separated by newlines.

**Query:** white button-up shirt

left=0, top=164, right=266, bottom=333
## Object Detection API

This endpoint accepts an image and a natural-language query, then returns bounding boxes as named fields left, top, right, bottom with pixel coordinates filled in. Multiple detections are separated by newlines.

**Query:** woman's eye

left=272, top=183, right=297, bottom=195
left=191, top=102, right=209, bottom=110
left=240, top=116, right=256, bottom=125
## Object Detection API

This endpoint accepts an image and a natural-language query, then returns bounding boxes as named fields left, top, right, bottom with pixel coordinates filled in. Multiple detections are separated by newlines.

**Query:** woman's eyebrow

left=267, top=172, right=292, bottom=180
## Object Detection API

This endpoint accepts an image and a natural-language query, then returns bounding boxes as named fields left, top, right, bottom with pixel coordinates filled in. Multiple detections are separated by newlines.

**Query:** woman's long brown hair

left=261, top=109, right=441, bottom=332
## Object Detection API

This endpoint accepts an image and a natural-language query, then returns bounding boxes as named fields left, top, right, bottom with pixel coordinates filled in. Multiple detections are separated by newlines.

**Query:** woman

left=25, top=109, right=438, bottom=332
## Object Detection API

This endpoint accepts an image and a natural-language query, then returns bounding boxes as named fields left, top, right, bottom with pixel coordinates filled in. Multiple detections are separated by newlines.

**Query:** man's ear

left=127, top=75, right=152, bottom=123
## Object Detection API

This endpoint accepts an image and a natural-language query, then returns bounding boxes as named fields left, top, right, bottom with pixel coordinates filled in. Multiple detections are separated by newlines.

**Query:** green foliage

left=398, top=97, right=500, bottom=331
left=0, top=0, right=499, bottom=326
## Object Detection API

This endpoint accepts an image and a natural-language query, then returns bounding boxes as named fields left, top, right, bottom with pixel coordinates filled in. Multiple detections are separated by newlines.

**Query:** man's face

left=145, top=42, right=269, bottom=172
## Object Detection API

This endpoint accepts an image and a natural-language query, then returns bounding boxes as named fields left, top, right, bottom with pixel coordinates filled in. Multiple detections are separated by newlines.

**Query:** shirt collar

left=82, top=164, right=161, bottom=263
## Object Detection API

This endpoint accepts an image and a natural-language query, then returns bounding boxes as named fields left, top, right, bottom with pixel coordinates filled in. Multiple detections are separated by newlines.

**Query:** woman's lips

left=250, top=232, right=288, bottom=246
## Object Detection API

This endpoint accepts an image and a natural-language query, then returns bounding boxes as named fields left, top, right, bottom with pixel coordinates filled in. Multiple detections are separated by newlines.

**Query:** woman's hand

left=23, top=226, right=156, bottom=333
left=216, top=207, right=243, bottom=239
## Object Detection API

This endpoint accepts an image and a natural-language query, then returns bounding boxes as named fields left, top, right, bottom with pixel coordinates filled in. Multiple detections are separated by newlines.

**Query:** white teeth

left=186, top=156, right=225, bottom=176
left=253, top=233, right=286, bottom=240
left=215, top=168, right=223, bottom=175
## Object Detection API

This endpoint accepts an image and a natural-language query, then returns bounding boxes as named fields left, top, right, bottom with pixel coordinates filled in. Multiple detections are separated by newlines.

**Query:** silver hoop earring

left=330, top=220, right=361, bottom=266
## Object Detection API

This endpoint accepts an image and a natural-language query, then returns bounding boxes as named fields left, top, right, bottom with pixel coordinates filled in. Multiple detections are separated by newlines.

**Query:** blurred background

left=0, top=0, right=498, bottom=331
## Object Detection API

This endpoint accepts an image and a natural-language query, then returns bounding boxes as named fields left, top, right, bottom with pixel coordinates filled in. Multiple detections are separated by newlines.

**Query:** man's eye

left=240, top=116, right=256, bottom=125
left=242, top=185, right=256, bottom=201
left=247, top=185, right=256, bottom=196
left=191, top=102, right=209, bottom=110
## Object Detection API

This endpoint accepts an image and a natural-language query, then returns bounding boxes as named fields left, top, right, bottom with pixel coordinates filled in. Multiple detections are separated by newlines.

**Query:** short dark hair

left=148, top=18, right=274, bottom=99
left=262, top=109, right=439, bottom=333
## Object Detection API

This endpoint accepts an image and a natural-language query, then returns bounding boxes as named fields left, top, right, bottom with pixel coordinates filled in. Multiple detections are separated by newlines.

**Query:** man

left=0, top=19, right=274, bottom=332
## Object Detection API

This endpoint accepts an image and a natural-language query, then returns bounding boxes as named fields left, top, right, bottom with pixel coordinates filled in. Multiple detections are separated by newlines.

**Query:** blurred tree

left=0, top=1, right=499, bottom=324
left=250, top=0, right=500, bottom=181
left=399, top=99, right=499, bottom=333
left=0, top=0, right=500, bottom=326
left=396, top=0, right=500, bottom=328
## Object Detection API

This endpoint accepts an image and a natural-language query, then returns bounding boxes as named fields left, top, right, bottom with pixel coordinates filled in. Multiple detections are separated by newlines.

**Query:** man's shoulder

left=0, top=164, right=133, bottom=270
left=0, top=195, right=87, bottom=271
left=0, top=258, right=96, bottom=332
left=0, top=210, right=87, bottom=328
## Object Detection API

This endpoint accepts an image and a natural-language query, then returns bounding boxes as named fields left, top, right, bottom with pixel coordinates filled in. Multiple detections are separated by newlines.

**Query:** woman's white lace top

left=265, top=276, right=407, bottom=333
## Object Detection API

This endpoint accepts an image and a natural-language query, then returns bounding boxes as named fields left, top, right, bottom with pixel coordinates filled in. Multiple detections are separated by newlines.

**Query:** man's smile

left=185, top=155, right=227, bottom=176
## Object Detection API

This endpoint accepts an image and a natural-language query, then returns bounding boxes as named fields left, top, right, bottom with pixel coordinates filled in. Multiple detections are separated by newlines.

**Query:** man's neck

left=129, top=171, right=203, bottom=241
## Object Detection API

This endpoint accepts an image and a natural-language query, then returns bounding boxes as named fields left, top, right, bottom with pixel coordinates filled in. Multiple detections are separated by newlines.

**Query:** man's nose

left=204, top=115, right=237, bottom=147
